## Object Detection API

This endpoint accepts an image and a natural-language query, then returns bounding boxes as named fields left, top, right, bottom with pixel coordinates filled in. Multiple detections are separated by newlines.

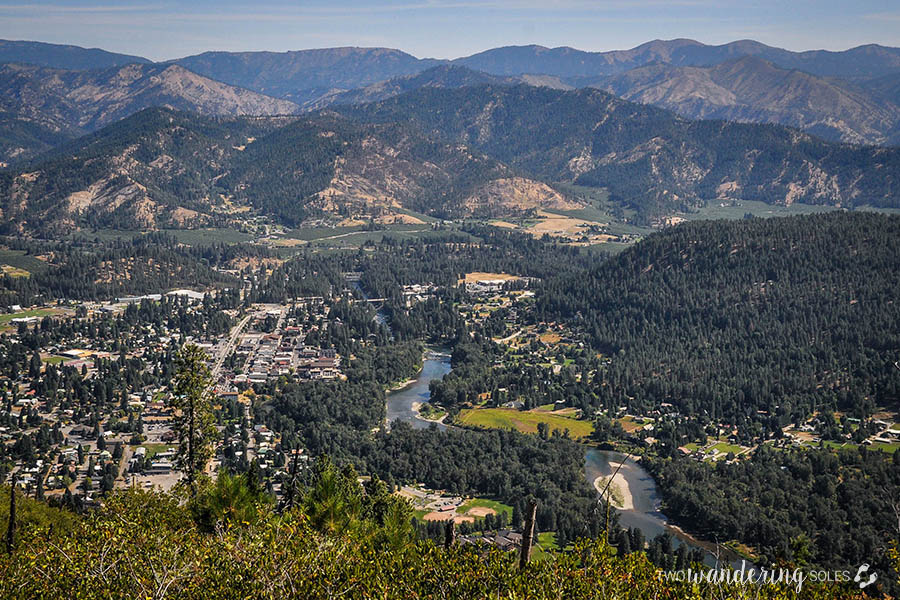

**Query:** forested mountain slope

left=173, top=47, right=443, bottom=105
left=341, top=85, right=900, bottom=219
left=0, top=39, right=149, bottom=70
left=537, top=212, right=900, bottom=429
left=647, top=444, right=900, bottom=581
left=0, top=107, right=569, bottom=234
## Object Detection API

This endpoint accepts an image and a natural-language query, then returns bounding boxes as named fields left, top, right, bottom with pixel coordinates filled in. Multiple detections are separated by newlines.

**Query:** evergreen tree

left=169, top=344, right=217, bottom=495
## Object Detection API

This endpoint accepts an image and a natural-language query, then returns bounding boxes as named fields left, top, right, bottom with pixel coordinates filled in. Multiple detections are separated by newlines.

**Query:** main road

left=211, top=312, right=253, bottom=380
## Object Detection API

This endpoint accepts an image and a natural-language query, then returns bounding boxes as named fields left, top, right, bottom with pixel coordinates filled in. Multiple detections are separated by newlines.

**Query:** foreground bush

left=0, top=488, right=875, bottom=599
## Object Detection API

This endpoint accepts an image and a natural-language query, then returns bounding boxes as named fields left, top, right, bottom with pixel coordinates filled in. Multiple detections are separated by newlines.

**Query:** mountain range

left=592, top=56, right=900, bottom=145
left=0, top=106, right=573, bottom=235
left=3, top=83, right=898, bottom=236
left=0, top=62, right=300, bottom=163
left=1, top=37, right=900, bottom=155
left=1, top=38, right=899, bottom=233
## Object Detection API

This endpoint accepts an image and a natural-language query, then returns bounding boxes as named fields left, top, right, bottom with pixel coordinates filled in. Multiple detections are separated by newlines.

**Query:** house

left=148, top=460, right=172, bottom=474
left=167, top=289, right=206, bottom=302
left=218, top=390, right=240, bottom=403
left=117, top=294, right=163, bottom=304
left=10, top=316, right=39, bottom=325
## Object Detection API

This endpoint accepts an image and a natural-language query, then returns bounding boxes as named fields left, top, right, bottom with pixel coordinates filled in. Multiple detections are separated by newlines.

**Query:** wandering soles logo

left=657, top=561, right=877, bottom=593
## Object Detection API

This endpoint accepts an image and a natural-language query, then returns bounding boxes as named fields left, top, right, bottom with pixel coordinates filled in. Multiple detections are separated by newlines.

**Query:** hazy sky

left=1, top=0, right=899, bottom=61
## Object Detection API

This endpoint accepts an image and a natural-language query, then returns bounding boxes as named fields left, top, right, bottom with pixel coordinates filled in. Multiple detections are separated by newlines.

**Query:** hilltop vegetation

left=536, top=212, right=900, bottom=431
left=647, top=444, right=900, bottom=579
left=0, top=482, right=871, bottom=599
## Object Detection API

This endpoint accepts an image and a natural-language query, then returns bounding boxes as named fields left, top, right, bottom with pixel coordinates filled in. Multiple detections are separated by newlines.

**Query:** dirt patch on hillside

left=463, top=178, right=581, bottom=215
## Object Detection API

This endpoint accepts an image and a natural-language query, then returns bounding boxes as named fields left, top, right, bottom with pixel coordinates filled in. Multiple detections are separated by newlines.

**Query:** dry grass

left=462, top=272, right=521, bottom=283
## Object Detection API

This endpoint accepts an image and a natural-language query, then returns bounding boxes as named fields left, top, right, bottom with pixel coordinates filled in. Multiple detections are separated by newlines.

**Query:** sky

left=0, top=0, right=899, bottom=61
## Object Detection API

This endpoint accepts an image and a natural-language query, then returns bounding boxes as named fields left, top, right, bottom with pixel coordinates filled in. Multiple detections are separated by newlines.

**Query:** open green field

left=139, top=444, right=174, bottom=459
left=457, top=408, right=594, bottom=439
left=73, top=228, right=254, bottom=245
left=458, top=498, right=513, bottom=520
left=680, top=199, right=840, bottom=222
left=0, top=308, right=61, bottom=326
left=712, top=442, right=744, bottom=455
left=531, top=531, right=562, bottom=560
left=0, top=249, right=48, bottom=275
left=284, top=226, right=364, bottom=241
left=870, top=442, right=900, bottom=454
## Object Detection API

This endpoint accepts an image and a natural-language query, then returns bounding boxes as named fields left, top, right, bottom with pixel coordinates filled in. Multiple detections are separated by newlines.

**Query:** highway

left=211, top=312, right=252, bottom=380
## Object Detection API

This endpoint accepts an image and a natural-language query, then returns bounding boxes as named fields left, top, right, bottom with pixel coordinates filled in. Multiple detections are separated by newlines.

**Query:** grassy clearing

left=870, top=442, right=900, bottom=454
left=285, top=226, right=363, bottom=241
left=394, top=208, right=441, bottom=223
left=140, top=444, right=174, bottom=459
left=0, top=249, right=48, bottom=274
left=41, top=356, right=67, bottom=364
left=617, top=416, right=645, bottom=433
left=1, top=265, right=30, bottom=278
left=458, top=498, right=513, bottom=520
left=163, top=229, right=254, bottom=245
left=680, top=199, right=839, bottom=222
left=818, top=440, right=849, bottom=451
left=75, top=229, right=253, bottom=245
left=531, top=531, right=562, bottom=560
left=457, top=408, right=594, bottom=440
left=712, top=442, right=744, bottom=455
left=292, top=225, right=469, bottom=248
left=0, top=308, right=61, bottom=326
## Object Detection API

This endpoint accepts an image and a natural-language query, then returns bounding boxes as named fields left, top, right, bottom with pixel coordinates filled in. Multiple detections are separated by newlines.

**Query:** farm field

left=457, top=407, right=594, bottom=439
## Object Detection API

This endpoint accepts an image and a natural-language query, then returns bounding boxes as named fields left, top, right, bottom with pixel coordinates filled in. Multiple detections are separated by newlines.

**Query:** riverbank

left=592, top=461, right=634, bottom=510
left=664, top=522, right=746, bottom=566
left=411, top=401, right=447, bottom=425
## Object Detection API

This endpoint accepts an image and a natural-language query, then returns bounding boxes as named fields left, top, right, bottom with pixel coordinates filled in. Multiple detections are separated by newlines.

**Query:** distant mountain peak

left=0, top=39, right=149, bottom=70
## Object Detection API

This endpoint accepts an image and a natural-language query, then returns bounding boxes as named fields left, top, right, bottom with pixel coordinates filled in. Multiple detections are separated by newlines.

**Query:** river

left=387, top=355, right=742, bottom=568
left=586, top=449, right=743, bottom=567
left=385, top=351, right=451, bottom=430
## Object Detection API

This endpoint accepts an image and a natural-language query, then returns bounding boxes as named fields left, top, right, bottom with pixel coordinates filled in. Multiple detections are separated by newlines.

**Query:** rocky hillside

left=0, top=114, right=71, bottom=166
left=0, top=62, right=299, bottom=157
left=593, top=56, right=900, bottom=145
left=340, top=85, right=900, bottom=219
left=0, top=107, right=570, bottom=235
